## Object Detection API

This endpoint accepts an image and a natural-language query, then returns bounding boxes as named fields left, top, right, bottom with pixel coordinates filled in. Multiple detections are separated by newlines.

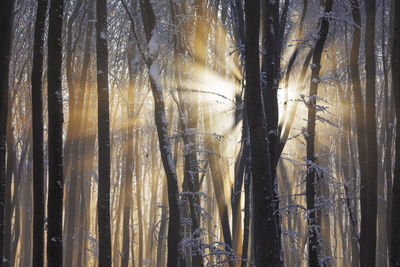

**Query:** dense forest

left=0, top=0, right=399, bottom=266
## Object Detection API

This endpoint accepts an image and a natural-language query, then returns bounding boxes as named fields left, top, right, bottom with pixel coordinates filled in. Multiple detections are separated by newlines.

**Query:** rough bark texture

left=95, top=0, right=112, bottom=265
left=260, top=1, right=283, bottom=264
left=96, top=0, right=112, bottom=265
left=305, top=0, right=333, bottom=265
left=31, top=0, right=47, bottom=265
left=47, top=0, right=64, bottom=264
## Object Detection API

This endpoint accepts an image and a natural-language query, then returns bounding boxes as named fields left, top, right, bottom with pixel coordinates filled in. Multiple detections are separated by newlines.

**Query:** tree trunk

left=244, top=1, right=281, bottom=265
left=305, top=0, right=333, bottom=265
left=0, top=1, right=14, bottom=265
left=97, top=0, right=113, bottom=263
left=260, top=1, right=283, bottom=264
left=121, top=19, right=138, bottom=267
left=31, top=0, right=48, bottom=265
left=96, top=0, right=112, bottom=264
left=391, top=0, right=400, bottom=265
left=137, top=1, right=183, bottom=265
left=47, top=0, right=64, bottom=264
left=360, top=1, right=378, bottom=266
left=63, top=1, right=86, bottom=264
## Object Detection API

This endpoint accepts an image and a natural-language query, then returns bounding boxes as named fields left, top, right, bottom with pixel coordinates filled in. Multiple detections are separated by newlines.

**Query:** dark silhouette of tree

left=47, top=0, right=64, bottom=264
left=96, top=0, right=112, bottom=264
left=0, top=0, right=14, bottom=265
left=124, top=0, right=183, bottom=265
left=244, top=0, right=281, bottom=265
left=360, top=0, right=378, bottom=266
left=31, top=0, right=48, bottom=265
left=305, top=0, right=333, bottom=265
left=391, top=0, right=400, bottom=266
left=260, top=0, right=283, bottom=264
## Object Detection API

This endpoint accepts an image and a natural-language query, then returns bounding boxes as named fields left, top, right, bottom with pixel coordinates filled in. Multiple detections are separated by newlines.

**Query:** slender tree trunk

left=136, top=1, right=183, bottom=265
left=260, top=1, right=283, bottom=264
left=390, top=0, right=400, bottom=266
left=121, top=24, right=138, bottom=267
left=64, top=1, right=86, bottom=264
left=349, top=1, right=369, bottom=265
left=73, top=5, right=94, bottom=264
left=305, top=0, right=333, bottom=265
left=134, top=132, right=144, bottom=267
left=47, top=0, right=64, bottom=264
left=360, top=1, right=378, bottom=266
left=3, top=91, right=14, bottom=267
left=387, top=1, right=395, bottom=257
left=377, top=1, right=389, bottom=264
left=96, top=0, right=112, bottom=264
left=0, top=1, right=14, bottom=265
left=156, top=179, right=168, bottom=267
left=31, top=0, right=48, bottom=265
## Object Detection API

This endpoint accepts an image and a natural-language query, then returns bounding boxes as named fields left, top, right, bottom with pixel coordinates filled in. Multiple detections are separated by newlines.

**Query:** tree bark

left=137, top=1, right=183, bottom=265
left=96, top=0, right=112, bottom=265
left=245, top=1, right=282, bottom=266
left=31, top=0, right=48, bottom=265
left=391, top=0, right=400, bottom=265
left=47, top=0, right=64, bottom=264
left=0, top=1, right=14, bottom=265
left=305, top=0, right=333, bottom=265
left=360, top=1, right=378, bottom=266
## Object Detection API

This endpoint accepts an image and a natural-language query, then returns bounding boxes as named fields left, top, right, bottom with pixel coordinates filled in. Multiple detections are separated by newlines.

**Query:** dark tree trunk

left=305, top=0, right=333, bottom=265
left=31, top=0, right=48, bottom=265
left=260, top=0, right=283, bottom=264
left=0, top=1, right=14, bottom=265
left=47, top=0, right=64, bottom=264
left=244, top=1, right=281, bottom=266
left=4, top=97, right=14, bottom=267
left=148, top=59, right=182, bottom=267
left=387, top=1, right=395, bottom=257
left=391, top=0, right=400, bottom=266
left=134, top=1, right=183, bottom=265
left=96, top=0, right=112, bottom=264
left=360, top=1, right=378, bottom=266
left=349, top=1, right=369, bottom=265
